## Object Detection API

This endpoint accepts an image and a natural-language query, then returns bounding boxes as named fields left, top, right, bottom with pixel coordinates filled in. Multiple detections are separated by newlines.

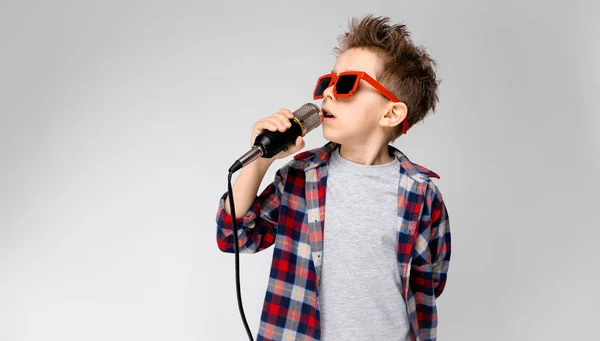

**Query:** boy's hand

left=251, top=108, right=306, bottom=161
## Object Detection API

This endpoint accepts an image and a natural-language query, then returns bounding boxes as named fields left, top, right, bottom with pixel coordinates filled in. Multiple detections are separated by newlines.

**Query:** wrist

left=256, top=158, right=274, bottom=168
left=247, top=158, right=273, bottom=171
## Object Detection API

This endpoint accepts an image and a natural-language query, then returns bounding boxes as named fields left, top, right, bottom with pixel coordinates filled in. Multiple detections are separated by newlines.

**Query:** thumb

left=283, top=136, right=304, bottom=155
left=294, top=136, right=305, bottom=151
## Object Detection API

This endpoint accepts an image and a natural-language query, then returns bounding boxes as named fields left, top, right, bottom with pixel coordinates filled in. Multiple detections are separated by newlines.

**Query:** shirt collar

left=290, top=141, right=440, bottom=182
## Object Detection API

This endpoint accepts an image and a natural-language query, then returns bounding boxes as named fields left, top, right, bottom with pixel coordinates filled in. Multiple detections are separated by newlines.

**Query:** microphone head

left=293, top=103, right=322, bottom=136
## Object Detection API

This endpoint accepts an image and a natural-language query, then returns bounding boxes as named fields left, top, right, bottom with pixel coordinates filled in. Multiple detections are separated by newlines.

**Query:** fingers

left=278, top=108, right=294, bottom=120
left=251, top=108, right=299, bottom=151
left=257, top=118, right=279, bottom=132
left=272, top=110, right=293, bottom=132
left=254, top=109, right=293, bottom=133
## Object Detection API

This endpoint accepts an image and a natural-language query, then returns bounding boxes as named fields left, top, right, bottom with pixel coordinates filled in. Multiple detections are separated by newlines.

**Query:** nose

left=322, top=82, right=335, bottom=101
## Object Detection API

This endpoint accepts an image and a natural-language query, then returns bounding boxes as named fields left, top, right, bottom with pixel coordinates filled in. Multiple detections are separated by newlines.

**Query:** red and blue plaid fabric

left=216, top=141, right=451, bottom=341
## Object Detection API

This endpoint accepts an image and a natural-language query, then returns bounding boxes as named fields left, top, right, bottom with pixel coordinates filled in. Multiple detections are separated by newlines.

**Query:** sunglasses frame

left=313, top=71, right=408, bottom=135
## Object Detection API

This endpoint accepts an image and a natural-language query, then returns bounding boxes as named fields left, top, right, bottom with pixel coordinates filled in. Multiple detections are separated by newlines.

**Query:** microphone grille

left=293, top=103, right=322, bottom=136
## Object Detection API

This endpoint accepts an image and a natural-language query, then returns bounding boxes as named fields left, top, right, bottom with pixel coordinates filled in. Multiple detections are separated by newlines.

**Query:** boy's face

left=320, top=47, right=399, bottom=145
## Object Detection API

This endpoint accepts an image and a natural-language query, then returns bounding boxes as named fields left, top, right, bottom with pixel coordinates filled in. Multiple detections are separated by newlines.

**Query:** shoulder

left=287, top=141, right=337, bottom=170
left=292, top=141, right=336, bottom=162
left=291, top=147, right=320, bottom=163
left=388, top=144, right=441, bottom=183
left=414, top=164, right=440, bottom=180
left=423, top=177, right=447, bottom=226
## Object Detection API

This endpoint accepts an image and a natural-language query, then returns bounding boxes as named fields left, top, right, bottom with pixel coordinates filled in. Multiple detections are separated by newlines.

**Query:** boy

left=216, top=15, right=451, bottom=341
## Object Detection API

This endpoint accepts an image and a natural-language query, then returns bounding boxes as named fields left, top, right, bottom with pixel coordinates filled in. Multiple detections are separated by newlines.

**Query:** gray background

left=1, top=0, right=599, bottom=340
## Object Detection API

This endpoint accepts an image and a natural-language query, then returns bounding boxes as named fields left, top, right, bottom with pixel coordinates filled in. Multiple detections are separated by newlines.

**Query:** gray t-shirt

left=319, top=146, right=410, bottom=341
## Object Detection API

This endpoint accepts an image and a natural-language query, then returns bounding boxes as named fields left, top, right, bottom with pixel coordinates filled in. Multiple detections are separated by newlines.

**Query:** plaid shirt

left=216, top=141, right=451, bottom=341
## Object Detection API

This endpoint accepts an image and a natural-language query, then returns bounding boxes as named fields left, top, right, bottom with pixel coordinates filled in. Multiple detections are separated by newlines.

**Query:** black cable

left=227, top=170, right=255, bottom=341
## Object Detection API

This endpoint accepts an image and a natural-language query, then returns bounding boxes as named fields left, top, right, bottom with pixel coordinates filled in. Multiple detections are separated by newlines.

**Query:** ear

left=379, top=102, right=408, bottom=128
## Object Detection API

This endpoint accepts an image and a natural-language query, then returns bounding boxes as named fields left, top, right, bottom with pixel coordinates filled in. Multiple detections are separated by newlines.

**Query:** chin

left=322, top=130, right=343, bottom=145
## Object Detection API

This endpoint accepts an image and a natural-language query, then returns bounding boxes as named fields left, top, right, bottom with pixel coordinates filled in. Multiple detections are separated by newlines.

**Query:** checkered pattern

left=216, top=141, right=451, bottom=341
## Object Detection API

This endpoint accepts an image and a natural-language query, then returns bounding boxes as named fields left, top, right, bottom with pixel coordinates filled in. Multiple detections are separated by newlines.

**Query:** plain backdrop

left=1, top=0, right=599, bottom=340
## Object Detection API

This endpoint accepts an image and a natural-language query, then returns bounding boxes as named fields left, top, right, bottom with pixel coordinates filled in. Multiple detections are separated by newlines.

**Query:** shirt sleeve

left=429, top=184, right=451, bottom=298
left=215, top=166, right=285, bottom=254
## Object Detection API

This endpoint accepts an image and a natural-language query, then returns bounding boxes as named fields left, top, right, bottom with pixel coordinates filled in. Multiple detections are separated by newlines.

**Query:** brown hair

left=333, top=15, right=441, bottom=142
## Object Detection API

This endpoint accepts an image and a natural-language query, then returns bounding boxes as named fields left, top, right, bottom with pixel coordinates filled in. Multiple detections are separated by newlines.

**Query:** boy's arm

left=429, top=184, right=451, bottom=298
left=215, top=161, right=285, bottom=254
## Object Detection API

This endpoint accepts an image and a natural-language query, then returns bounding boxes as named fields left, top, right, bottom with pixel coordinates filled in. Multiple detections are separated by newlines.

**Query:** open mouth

left=323, top=109, right=336, bottom=119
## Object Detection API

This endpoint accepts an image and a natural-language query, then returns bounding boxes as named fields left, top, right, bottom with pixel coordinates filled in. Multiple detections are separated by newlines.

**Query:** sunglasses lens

left=335, top=74, right=358, bottom=94
left=315, top=76, right=332, bottom=97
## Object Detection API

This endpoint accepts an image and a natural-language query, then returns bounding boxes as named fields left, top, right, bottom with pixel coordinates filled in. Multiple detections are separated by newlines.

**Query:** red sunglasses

left=313, top=71, right=407, bottom=134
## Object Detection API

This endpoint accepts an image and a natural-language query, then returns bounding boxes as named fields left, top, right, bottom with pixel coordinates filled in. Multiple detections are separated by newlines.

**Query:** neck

left=337, top=142, right=394, bottom=165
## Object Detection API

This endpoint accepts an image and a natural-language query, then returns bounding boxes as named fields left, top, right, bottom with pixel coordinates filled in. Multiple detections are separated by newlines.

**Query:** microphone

left=229, top=103, right=322, bottom=173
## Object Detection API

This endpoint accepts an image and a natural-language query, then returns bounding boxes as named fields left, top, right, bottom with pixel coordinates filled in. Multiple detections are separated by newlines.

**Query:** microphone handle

left=253, top=118, right=303, bottom=158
